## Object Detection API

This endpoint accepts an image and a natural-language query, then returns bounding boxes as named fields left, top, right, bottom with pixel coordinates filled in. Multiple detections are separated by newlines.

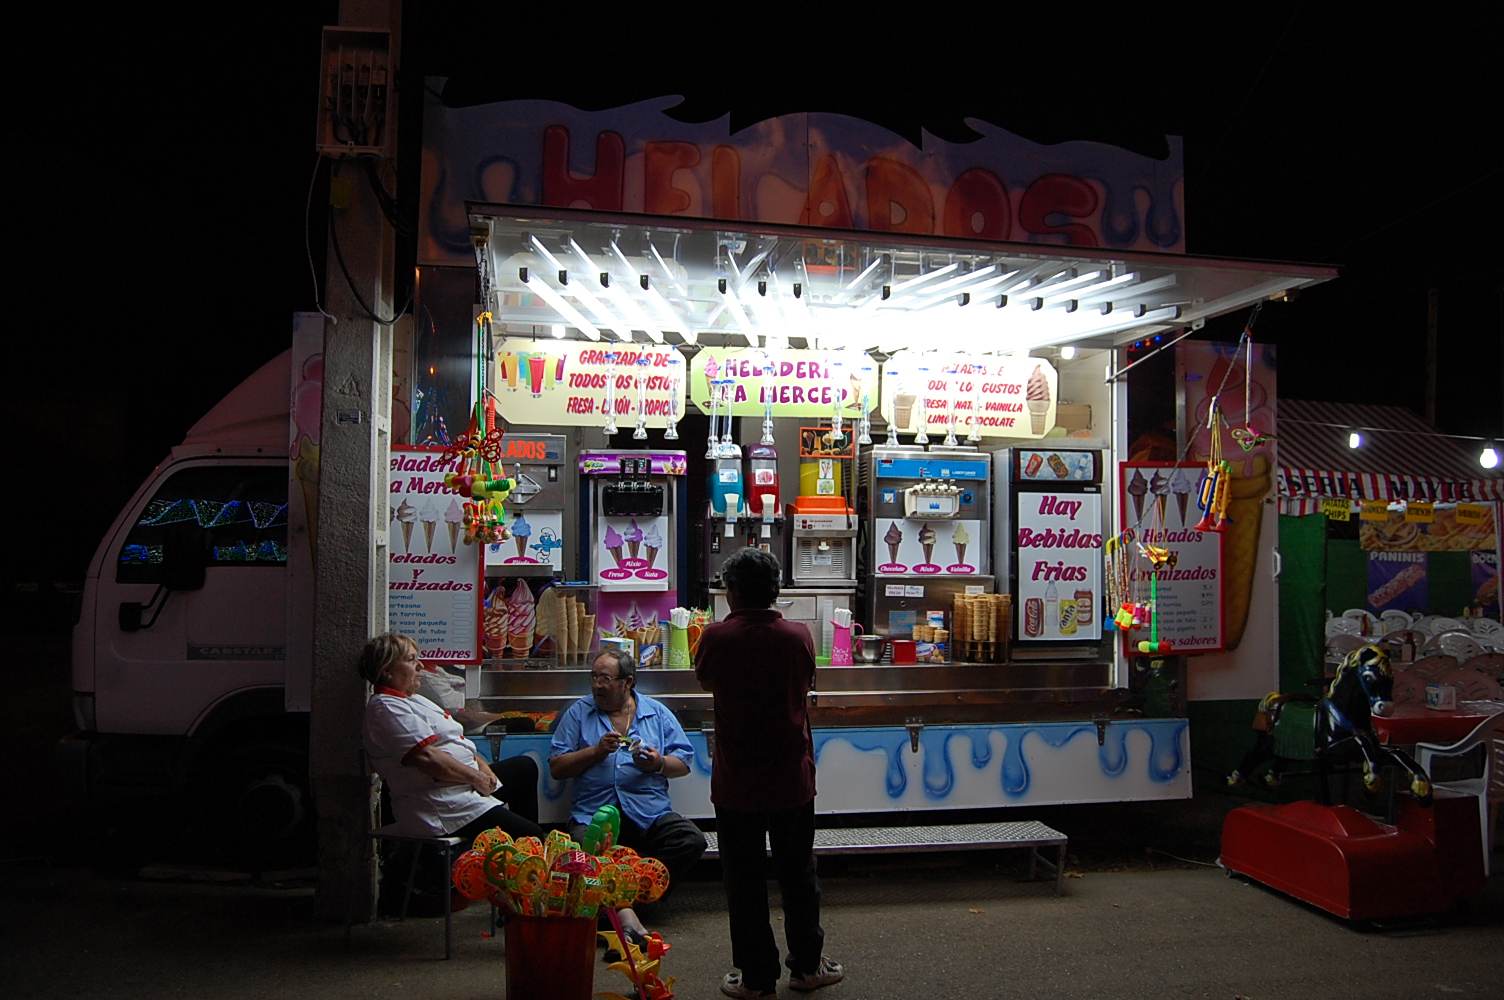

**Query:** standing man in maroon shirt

left=695, top=548, right=844, bottom=998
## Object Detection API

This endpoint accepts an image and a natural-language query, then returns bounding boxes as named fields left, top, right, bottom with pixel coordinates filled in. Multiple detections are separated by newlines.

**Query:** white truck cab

left=63, top=350, right=315, bottom=865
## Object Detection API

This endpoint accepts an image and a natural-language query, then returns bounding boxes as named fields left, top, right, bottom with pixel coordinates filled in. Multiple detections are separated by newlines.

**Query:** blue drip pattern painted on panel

left=812, top=721, right=1188, bottom=801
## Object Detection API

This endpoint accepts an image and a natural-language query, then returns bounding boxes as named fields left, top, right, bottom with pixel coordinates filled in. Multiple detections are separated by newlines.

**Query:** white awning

left=467, top=204, right=1335, bottom=356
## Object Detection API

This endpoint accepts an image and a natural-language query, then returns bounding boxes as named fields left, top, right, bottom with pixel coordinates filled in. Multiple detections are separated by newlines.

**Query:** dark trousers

left=716, top=800, right=823, bottom=990
left=569, top=811, right=707, bottom=899
left=397, top=755, right=543, bottom=897
left=451, top=754, right=545, bottom=844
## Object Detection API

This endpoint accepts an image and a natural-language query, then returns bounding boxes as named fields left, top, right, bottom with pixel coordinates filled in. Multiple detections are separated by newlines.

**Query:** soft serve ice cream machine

left=862, top=446, right=992, bottom=637
left=580, top=450, right=688, bottom=648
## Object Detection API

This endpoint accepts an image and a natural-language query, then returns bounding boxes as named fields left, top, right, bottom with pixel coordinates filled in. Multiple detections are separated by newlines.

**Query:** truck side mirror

left=160, top=525, right=208, bottom=592
left=119, top=601, right=145, bottom=632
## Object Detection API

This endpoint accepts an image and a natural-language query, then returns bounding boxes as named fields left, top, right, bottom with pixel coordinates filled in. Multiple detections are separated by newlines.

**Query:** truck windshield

left=117, top=465, right=289, bottom=583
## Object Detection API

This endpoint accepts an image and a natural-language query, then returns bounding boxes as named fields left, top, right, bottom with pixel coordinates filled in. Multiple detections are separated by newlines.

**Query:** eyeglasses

left=590, top=673, right=624, bottom=684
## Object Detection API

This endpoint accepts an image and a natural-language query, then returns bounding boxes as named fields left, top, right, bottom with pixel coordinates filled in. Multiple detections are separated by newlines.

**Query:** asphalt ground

left=7, top=627, right=1501, bottom=998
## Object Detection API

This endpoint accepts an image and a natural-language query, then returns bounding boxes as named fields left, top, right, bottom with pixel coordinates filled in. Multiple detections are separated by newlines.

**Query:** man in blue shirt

left=551, top=648, right=706, bottom=940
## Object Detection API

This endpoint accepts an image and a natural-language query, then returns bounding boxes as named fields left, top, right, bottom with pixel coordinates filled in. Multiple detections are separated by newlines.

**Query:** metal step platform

left=701, top=821, right=1068, bottom=896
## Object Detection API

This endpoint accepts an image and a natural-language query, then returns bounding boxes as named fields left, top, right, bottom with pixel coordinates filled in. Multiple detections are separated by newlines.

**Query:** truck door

left=95, top=462, right=289, bottom=735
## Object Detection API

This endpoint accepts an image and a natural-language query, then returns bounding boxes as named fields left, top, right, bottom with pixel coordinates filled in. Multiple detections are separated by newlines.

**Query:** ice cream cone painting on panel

left=1181, top=341, right=1277, bottom=651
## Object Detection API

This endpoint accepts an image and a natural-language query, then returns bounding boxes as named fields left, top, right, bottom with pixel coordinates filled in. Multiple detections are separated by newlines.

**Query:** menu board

left=880, top=353, right=1057, bottom=439
left=1118, top=463, right=1223, bottom=655
left=493, top=338, right=687, bottom=428
left=689, top=346, right=879, bottom=417
left=388, top=446, right=483, bottom=663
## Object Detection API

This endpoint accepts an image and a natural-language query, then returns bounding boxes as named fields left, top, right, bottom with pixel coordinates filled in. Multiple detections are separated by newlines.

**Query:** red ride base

left=1219, top=789, right=1485, bottom=920
left=504, top=915, right=596, bottom=1000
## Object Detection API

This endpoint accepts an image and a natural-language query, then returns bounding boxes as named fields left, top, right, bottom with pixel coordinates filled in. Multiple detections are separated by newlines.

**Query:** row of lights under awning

left=1342, top=426, right=1500, bottom=469
left=467, top=203, right=1337, bottom=358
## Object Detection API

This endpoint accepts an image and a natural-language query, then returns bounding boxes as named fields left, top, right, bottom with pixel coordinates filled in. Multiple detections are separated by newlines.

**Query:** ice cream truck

left=461, top=203, right=1336, bottom=825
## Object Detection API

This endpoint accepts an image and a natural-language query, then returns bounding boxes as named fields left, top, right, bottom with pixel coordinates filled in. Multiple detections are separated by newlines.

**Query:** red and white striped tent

left=1276, top=399, right=1503, bottom=515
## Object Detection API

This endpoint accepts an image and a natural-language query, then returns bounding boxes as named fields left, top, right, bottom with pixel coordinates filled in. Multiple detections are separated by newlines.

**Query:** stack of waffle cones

left=952, top=593, right=1011, bottom=663
left=627, top=624, right=662, bottom=667
left=549, top=592, right=596, bottom=665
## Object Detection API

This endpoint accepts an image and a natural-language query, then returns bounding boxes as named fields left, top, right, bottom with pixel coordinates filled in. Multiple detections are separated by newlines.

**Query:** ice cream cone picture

left=444, top=498, right=463, bottom=553
left=604, top=525, right=625, bottom=566
left=396, top=498, right=416, bottom=551
left=642, top=522, right=664, bottom=569
left=508, top=580, right=536, bottom=658
left=419, top=498, right=439, bottom=552
left=1026, top=365, right=1051, bottom=435
left=1169, top=469, right=1193, bottom=527
left=1221, top=455, right=1273, bottom=649
left=884, top=522, right=903, bottom=565
left=952, top=523, right=970, bottom=565
left=510, top=512, right=532, bottom=559
left=1150, top=470, right=1169, bottom=527
left=624, top=519, right=643, bottom=560
left=918, top=523, right=937, bottom=565
left=1127, top=470, right=1148, bottom=522
left=482, top=586, right=508, bottom=655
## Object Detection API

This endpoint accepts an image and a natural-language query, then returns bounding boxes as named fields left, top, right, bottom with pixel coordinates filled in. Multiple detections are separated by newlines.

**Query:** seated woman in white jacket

left=359, top=633, right=542, bottom=848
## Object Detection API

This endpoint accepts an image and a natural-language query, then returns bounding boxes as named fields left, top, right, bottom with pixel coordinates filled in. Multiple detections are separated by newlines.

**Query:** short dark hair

left=595, top=648, right=637, bottom=683
left=721, top=547, right=781, bottom=608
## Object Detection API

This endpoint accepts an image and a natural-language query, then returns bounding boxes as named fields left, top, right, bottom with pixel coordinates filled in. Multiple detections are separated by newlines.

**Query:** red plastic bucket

left=504, top=914, right=596, bottom=1000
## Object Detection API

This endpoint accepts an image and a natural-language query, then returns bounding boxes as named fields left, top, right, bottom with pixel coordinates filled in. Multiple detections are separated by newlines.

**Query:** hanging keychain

left=1195, top=396, right=1231, bottom=532
left=1230, top=309, right=1275, bottom=452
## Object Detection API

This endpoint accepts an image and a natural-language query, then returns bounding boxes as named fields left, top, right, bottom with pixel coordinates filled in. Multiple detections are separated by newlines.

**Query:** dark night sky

left=8, top=5, right=1501, bottom=584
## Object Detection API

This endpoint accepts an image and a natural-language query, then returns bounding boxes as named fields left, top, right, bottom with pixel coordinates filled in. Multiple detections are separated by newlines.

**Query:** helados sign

left=418, top=92, right=1185, bottom=265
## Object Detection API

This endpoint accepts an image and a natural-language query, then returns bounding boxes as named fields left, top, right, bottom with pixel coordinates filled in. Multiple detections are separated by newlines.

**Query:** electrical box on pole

left=317, top=28, right=392, bottom=156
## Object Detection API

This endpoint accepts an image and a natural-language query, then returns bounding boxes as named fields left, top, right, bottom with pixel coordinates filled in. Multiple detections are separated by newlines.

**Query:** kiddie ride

left=1219, top=645, right=1486, bottom=921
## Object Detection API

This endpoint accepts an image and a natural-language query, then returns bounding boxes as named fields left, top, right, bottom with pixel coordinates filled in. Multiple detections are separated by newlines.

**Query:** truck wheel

left=205, top=743, right=316, bottom=870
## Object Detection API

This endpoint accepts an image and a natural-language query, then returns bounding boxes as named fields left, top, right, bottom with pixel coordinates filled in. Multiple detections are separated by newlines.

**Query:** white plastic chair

left=1407, top=654, right=1459, bottom=682
left=1430, top=631, right=1486, bottom=662
left=1325, top=617, right=1362, bottom=638
left=1462, top=652, right=1504, bottom=680
left=1326, top=634, right=1367, bottom=659
left=1342, top=608, right=1379, bottom=630
left=1379, top=609, right=1413, bottom=634
left=1411, top=615, right=1441, bottom=637
left=1470, top=618, right=1502, bottom=643
left=1429, top=617, right=1466, bottom=634
left=1436, top=667, right=1504, bottom=702
left=1416, top=710, right=1504, bottom=876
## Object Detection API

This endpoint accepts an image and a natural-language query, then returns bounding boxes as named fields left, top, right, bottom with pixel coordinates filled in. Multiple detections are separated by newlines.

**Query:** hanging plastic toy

left=1195, top=395, right=1232, bottom=533
left=1229, top=309, right=1276, bottom=452
left=442, top=316, right=516, bottom=545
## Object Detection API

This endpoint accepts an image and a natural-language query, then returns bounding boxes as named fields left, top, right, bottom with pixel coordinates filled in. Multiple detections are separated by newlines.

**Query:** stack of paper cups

left=667, top=607, right=692, bottom=668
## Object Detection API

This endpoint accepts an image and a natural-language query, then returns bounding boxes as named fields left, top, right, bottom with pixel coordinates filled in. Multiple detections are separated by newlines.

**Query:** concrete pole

left=310, top=0, right=400, bottom=924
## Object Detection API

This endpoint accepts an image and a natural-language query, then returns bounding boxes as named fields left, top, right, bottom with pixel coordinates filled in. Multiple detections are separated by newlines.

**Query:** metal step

left=701, top=820, right=1068, bottom=896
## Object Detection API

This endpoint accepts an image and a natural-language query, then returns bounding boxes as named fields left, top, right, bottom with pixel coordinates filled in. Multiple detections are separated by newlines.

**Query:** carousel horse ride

left=1220, top=645, right=1486, bottom=921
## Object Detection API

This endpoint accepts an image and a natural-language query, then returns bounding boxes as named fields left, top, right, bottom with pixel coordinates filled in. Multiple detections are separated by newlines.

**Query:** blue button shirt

left=550, top=693, right=696, bottom=829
